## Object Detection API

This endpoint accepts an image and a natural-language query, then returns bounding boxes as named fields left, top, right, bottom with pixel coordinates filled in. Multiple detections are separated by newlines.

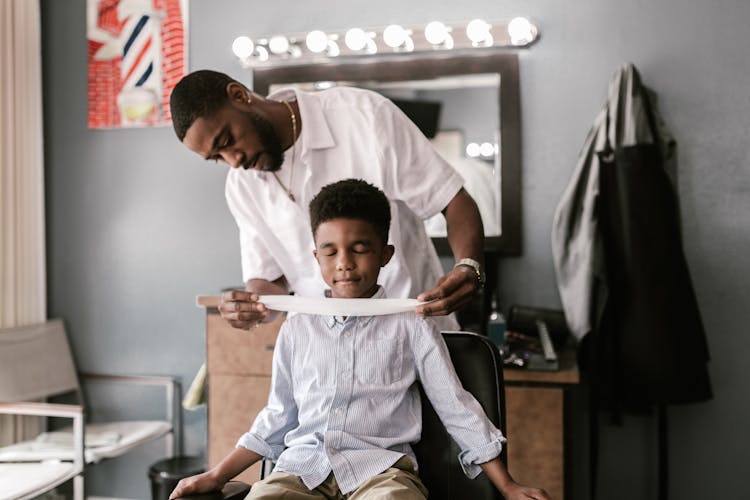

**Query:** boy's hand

left=480, top=458, right=551, bottom=500
left=219, top=290, right=270, bottom=330
left=168, top=470, right=224, bottom=499
left=416, top=265, right=479, bottom=316
left=500, top=481, right=551, bottom=500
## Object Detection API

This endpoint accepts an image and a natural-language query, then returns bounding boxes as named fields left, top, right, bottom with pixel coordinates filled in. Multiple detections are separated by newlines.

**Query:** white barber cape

left=259, top=295, right=429, bottom=317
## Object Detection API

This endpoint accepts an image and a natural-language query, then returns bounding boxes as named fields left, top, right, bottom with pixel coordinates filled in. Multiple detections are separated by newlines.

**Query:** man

left=169, top=69, right=485, bottom=331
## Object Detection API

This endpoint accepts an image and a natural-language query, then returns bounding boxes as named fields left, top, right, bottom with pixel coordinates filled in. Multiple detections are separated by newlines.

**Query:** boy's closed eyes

left=313, top=218, right=394, bottom=300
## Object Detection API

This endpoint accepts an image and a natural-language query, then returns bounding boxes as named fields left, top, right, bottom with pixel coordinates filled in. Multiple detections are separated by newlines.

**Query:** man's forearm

left=246, top=276, right=289, bottom=295
left=415, top=188, right=485, bottom=312
left=443, top=188, right=484, bottom=264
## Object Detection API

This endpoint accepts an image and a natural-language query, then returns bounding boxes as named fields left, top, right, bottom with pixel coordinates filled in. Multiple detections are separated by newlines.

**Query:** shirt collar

left=266, top=87, right=336, bottom=151
left=324, top=286, right=386, bottom=329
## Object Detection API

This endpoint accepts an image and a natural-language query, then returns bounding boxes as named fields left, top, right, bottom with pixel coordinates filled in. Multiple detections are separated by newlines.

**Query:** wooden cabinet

left=200, top=296, right=285, bottom=484
left=198, top=296, right=579, bottom=496
left=504, top=349, right=579, bottom=500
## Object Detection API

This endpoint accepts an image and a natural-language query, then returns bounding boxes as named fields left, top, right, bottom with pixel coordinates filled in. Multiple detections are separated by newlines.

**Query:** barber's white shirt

left=225, top=86, right=463, bottom=328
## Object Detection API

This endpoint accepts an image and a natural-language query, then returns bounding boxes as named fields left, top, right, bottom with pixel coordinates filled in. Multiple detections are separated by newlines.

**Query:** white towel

left=259, top=295, right=429, bottom=317
left=34, top=430, right=120, bottom=449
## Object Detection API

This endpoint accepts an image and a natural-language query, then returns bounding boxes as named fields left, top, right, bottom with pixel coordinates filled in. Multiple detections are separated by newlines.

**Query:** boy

left=170, top=179, right=549, bottom=500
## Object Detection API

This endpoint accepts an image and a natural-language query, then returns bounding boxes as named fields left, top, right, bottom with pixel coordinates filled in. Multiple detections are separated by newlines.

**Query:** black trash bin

left=149, top=456, right=206, bottom=500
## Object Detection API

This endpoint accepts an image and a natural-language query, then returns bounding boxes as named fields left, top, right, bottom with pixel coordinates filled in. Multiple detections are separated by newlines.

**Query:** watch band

left=454, top=258, right=486, bottom=288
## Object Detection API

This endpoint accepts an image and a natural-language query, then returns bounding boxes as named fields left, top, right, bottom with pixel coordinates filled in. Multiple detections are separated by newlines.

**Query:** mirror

left=253, top=53, right=521, bottom=255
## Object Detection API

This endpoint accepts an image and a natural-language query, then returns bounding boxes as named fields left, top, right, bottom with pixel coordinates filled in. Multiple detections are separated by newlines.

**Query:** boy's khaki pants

left=247, top=456, right=428, bottom=499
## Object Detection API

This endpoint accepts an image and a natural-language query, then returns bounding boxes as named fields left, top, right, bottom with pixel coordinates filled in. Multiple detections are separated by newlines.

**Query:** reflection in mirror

left=254, top=53, right=521, bottom=255
left=270, top=75, right=501, bottom=238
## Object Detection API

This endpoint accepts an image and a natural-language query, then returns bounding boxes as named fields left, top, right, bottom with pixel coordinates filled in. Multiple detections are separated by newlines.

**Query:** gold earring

left=246, top=97, right=252, bottom=104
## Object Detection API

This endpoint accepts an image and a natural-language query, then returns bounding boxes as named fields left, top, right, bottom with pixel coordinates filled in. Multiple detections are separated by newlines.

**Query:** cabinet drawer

left=506, top=386, right=564, bottom=500
left=206, top=313, right=285, bottom=376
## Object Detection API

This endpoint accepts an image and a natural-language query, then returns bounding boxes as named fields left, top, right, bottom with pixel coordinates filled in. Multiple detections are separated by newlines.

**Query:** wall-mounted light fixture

left=466, top=141, right=500, bottom=160
left=232, top=17, right=539, bottom=67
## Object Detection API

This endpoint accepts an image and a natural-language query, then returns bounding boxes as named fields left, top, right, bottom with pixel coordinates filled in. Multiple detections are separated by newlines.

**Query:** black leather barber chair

left=173, top=481, right=250, bottom=500
left=413, top=331, right=507, bottom=500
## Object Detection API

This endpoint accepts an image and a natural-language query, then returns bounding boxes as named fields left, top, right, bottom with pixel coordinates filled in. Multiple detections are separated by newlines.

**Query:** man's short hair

left=309, top=179, right=391, bottom=245
left=169, top=70, right=237, bottom=141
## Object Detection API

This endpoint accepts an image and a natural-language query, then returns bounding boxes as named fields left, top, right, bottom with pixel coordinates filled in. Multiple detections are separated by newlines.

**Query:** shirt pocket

left=356, top=338, right=403, bottom=386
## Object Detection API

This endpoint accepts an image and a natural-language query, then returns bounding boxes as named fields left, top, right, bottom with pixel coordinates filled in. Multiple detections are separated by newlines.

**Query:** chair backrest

left=0, top=319, right=80, bottom=401
left=412, top=331, right=507, bottom=500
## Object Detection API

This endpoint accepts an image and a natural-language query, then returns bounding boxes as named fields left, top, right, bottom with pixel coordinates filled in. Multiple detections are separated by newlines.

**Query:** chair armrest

left=0, top=402, right=86, bottom=469
left=78, top=372, right=182, bottom=455
left=0, top=401, right=82, bottom=419
left=79, top=372, right=178, bottom=387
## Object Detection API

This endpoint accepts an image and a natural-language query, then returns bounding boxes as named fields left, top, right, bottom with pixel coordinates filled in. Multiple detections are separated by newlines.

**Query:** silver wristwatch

left=454, top=258, right=486, bottom=289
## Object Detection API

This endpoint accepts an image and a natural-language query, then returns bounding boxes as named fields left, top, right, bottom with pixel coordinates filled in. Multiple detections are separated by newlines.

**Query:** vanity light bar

left=232, top=17, right=539, bottom=67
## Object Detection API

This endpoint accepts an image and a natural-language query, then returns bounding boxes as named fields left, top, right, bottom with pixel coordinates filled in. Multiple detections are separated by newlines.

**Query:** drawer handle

left=264, top=344, right=275, bottom=351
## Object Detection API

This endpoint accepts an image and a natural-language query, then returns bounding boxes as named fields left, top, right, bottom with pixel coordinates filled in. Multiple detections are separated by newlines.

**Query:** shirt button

left=344, top=331, right=352, bottom=338
left=341, top=371, right=349, bottom=380
left=330, top=448, right=337, bottom=455
left=335, top=407, right=343, bottom=415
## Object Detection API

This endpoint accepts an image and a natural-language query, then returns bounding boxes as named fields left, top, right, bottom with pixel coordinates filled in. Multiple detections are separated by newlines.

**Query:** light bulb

left=326, top=40, right=341, bottom=57
left=424, top=21, right=448, bottom=45
left=314, top=81, right=336, bottom=90
left=466, top=19, right=492, bottom=46
left=479, top=142, right=495, bottom=157
left=345, top=28, right=368, bottom=51
left=508, top=17, right=535, bottom=45
left=383, top=24, right=408, bottom=48
left=306, top=30, right=329, bottom=53
left=232, top=36, right=254, bottom=58
left=466, top=142, right=480, bottom=158
left=255, top=45, right=269, bottom=62
left=268, top=35, right=290, bottom=55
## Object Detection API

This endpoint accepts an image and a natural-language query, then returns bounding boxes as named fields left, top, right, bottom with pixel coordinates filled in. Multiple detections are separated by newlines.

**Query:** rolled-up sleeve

left=374, top=98, right=464, bottom=221
left=456, top=437, right=505, bottom=478
left=236, top=323, right=298, bottom=460
left=225, top=172, right=284, bottom=284
left=411, top=318, right=506, bottom=478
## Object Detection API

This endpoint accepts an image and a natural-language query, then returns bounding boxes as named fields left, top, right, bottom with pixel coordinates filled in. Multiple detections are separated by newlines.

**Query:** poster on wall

left=87, top=0, right=187, bottom=129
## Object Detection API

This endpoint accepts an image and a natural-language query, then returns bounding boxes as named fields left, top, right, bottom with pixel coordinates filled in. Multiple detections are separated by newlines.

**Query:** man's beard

left=249, top=110, right=284, bottom=172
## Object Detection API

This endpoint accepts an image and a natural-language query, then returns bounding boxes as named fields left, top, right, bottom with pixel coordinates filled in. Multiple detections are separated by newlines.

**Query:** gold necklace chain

left=273, top=100, right=297, bottom=202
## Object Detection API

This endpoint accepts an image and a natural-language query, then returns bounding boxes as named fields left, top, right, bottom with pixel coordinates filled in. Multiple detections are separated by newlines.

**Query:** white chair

left=0, top=319, right=182, bottom=500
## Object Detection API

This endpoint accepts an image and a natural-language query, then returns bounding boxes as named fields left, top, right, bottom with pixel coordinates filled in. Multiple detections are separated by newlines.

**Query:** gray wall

left=41, top=0, right=749, bottom=498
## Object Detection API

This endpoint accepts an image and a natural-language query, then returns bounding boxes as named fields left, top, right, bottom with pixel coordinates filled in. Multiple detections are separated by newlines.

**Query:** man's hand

left=219, top=290, right=269, bottom=330
left=169, top=470, right=224, bottom=499
left=423, top=186, right=484, bottom=317
left=416, top=265, right=480, bottom=316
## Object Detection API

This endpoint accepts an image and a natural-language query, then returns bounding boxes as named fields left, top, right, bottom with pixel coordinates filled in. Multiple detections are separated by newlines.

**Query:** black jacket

left=553, top=63, right=711, bottom=410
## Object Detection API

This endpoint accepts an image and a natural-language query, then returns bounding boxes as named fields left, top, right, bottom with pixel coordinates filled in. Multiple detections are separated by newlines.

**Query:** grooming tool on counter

left=502, top=305, right=570, bottom=370
left=507, top=304, right=571, bottom=349
left=536, top=319, right=558, bottom=363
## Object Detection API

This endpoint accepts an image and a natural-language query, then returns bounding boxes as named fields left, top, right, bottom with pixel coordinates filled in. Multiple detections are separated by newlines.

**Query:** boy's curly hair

left=309, top=179, right=391, bottom=244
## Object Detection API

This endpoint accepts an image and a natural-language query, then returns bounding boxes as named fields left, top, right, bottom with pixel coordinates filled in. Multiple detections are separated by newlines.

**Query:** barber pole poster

left=87, top=0, right=187, bottom=128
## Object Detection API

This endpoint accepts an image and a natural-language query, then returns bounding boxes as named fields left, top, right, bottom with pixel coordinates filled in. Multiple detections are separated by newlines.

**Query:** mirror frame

left=252, top=52, right=521, bottom=255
